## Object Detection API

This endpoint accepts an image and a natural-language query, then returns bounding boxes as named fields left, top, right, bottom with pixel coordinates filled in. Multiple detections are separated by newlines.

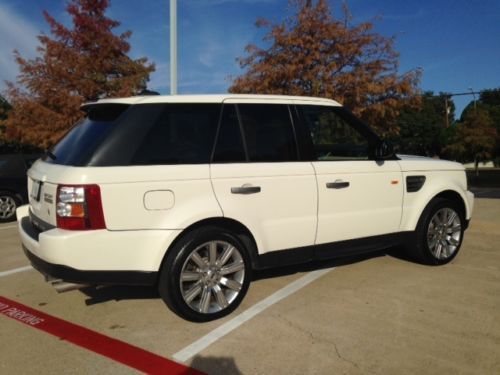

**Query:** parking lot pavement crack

left=277, top=314, right=365, bottom=373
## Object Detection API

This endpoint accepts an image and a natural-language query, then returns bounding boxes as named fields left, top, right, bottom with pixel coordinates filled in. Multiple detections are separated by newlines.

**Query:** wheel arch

left=401, top=188, right=470, bottom=232
left=0, top=189, right=24, bottom=203
left=433, top=190, right=466, bottom=217
left=157, top=217, right=260, bottom=275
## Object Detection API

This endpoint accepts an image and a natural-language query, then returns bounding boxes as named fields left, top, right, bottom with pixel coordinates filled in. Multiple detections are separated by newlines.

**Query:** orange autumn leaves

left=1, top=0, right=154, bottom=148
left=2, top=0, right=422, bottom=148
left=230, top=0, right=421, bottom=136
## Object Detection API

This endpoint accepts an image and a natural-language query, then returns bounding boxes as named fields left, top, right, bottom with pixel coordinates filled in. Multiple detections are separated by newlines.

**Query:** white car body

left=17, top=94, right=474, bottom=321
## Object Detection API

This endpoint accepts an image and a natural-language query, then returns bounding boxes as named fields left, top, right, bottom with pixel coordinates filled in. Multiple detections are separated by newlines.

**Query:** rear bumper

left=23, top=244, right=157, bottom=285
left=16, top=205, right=181, bottom=285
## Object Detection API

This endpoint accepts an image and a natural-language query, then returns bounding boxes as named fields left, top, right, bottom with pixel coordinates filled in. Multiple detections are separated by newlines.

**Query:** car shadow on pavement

left=188, top=355, right=242, bottom=375
left=80, top=249, right=399, bottom=305
left=252, top=251, right=386, bottom=281
left=81, top=285, right=159, bottom=306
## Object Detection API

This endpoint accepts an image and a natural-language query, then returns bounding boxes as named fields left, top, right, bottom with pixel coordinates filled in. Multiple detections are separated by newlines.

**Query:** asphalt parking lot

left=1, top=198, right=499, bottom=374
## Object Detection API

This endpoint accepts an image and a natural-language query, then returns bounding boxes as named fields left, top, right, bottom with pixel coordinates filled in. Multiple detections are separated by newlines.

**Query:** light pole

left=170, top=0, right=178, bottom=95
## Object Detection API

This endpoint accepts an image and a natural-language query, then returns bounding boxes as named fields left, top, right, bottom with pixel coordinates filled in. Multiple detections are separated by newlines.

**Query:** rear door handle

left=326, top=180, right=350, bottom=189
left=231, top=186, right=261, bottom=194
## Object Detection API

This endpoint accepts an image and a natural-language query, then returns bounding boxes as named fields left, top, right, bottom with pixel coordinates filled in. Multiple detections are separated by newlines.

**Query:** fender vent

left=406, top=175, right=426, bottom=192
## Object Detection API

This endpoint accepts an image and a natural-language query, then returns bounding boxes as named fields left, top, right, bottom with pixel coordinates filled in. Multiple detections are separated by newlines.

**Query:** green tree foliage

left=444, top=108, right=497, bottom=172
left=461, top=89, right=500, bottom=124
left=395, top=92, right=453, bottom=156
left=0, top=95, right=11, bottom=121
left=460, top=90, right=500, bottom=127
left=0, top=95, right=11, bottom=143
left=459, top=89, right=500, bottom=164
left=479, top=89, right=500, bottom=163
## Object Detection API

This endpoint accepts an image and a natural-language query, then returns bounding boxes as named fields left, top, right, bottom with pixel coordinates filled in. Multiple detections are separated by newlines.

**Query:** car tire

left=158, top=226, right=252, bottom=322
left=0, top=191, right=20, bottom=223
left=407, top=198, right=465, bottom=265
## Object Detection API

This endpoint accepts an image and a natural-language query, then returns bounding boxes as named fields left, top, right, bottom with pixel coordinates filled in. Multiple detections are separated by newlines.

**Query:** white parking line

left=0, top=225, right=17, bottom=231
left=173, top=268, right=332, bottom=363
left=0, top=265, right=33, bottom=278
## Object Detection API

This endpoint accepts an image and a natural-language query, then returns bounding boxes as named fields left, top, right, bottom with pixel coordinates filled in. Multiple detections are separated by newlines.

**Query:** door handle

left=231, top=186, right=261, bottom=194
left=326, top=180, right=350, bottom=189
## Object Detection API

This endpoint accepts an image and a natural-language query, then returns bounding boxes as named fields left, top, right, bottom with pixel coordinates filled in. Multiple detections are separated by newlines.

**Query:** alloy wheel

left=180, top=240, right=246, bottom=314
left=0, top=195, right=17, bottom=220
left=427, top=207, right=462, bottom=260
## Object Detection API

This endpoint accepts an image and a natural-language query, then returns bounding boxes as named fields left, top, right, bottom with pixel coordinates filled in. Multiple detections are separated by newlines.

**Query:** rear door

left=296, top=104, right=403, bottom=246
left=210, top=101, right=317, bottom=255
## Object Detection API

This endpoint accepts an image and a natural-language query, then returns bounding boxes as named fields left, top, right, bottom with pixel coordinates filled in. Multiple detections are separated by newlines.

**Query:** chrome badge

left=44, top=193, right=54, bottom=204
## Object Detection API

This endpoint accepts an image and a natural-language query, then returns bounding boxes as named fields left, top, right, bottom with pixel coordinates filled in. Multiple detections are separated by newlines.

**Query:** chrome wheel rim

left=180, top=240, right=245, bottom=314
left=427, top=208, right=462, bottom=260
left=0, top=196, right=17, bottom=220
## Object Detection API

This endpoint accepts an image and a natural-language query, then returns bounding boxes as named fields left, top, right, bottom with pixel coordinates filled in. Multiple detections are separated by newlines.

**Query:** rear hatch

left=27, top=103, right=134, bottom=227
left=27, top=163, right=62, bottom=227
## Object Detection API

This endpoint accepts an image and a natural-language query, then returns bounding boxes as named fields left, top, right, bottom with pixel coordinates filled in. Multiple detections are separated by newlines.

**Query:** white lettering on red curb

left=0, top=296, right=201, bottom=374
left=0, top=303, right=44, bottom=326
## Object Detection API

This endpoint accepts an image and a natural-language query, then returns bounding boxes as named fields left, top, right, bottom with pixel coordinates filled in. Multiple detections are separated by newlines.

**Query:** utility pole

left=444, top=95, right=450, bottom=128
left=468, top=87, right=477, bottom=113
left=170, top=0, right=178, bottom=95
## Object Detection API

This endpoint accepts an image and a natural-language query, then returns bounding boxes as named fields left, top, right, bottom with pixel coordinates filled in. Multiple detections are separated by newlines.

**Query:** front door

left=296, top=104, right=403, bottom=246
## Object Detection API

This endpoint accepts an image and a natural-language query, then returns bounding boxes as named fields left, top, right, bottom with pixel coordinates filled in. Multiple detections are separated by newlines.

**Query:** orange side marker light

left=391, top=180, right=399, bottom=185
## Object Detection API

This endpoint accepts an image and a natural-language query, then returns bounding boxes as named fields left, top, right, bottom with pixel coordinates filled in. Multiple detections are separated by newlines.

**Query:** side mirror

left=374, top=140, right=394, bottom=160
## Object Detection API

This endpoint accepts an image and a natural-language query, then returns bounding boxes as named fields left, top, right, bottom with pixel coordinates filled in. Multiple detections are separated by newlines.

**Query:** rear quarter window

left=131, top=104, right=220, bottom=165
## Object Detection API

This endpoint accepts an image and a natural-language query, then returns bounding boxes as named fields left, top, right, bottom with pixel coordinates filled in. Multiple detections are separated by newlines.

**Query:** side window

left=238, top=104, right=298, bottom=162
left=132, top=104, right=220, bottom=165
left=299, top=105, right=369, bottom=161
left=212, top=104, right=246, bottom=163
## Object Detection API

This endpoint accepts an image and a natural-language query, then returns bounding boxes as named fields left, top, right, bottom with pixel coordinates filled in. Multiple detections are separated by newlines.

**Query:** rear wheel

left=158, top=227, right=252, bottom=322
left=407, top=198, right=465, bottom=265
left=0, top=191, right=20, bottom=223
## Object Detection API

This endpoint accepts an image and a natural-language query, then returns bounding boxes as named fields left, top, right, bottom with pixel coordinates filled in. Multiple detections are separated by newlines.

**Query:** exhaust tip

left=51, top=280, right=89, bottom=293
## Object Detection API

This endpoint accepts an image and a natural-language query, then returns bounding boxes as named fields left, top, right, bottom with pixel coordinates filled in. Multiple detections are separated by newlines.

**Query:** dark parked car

left=0, top=154, right=40, bottom=222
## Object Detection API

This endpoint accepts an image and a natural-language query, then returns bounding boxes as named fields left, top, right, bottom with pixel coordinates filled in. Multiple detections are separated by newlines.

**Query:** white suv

left=17, top=94, right=474, bottom=321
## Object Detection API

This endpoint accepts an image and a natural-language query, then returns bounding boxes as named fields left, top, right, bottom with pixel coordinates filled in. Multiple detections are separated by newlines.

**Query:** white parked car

left=17, top=94, right=474, bottom=321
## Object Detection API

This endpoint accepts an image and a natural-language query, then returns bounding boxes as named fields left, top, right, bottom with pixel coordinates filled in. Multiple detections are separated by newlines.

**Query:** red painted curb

left=0, top=296, right=203, bottom=375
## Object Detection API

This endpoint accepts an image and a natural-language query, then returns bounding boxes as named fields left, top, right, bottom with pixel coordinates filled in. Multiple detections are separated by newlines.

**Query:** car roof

left=84, top=94, right=342, bottom=107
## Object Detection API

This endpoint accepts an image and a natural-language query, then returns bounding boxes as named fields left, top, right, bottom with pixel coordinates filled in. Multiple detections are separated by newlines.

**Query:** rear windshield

left=45, top=104, right=130, bottom=166
left=46, top=103, right=221, bottom=167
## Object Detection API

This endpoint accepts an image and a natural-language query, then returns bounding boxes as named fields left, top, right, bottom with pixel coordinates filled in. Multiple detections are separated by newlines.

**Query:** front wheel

left=158, top=227, right=251, bottom=322
left=407, top=198, right=465, bottom=265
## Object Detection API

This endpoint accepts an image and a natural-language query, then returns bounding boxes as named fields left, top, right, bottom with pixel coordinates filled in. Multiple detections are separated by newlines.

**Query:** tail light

left=56, top=185, right=106, bottom=230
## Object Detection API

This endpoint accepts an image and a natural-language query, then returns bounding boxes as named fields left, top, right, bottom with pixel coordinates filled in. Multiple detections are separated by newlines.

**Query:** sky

left=0, top=0, right=499, bottom=117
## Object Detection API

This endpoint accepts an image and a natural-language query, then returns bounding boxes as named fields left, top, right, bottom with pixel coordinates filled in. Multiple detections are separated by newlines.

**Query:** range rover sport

left=17, top=94, right=474, bottom=322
